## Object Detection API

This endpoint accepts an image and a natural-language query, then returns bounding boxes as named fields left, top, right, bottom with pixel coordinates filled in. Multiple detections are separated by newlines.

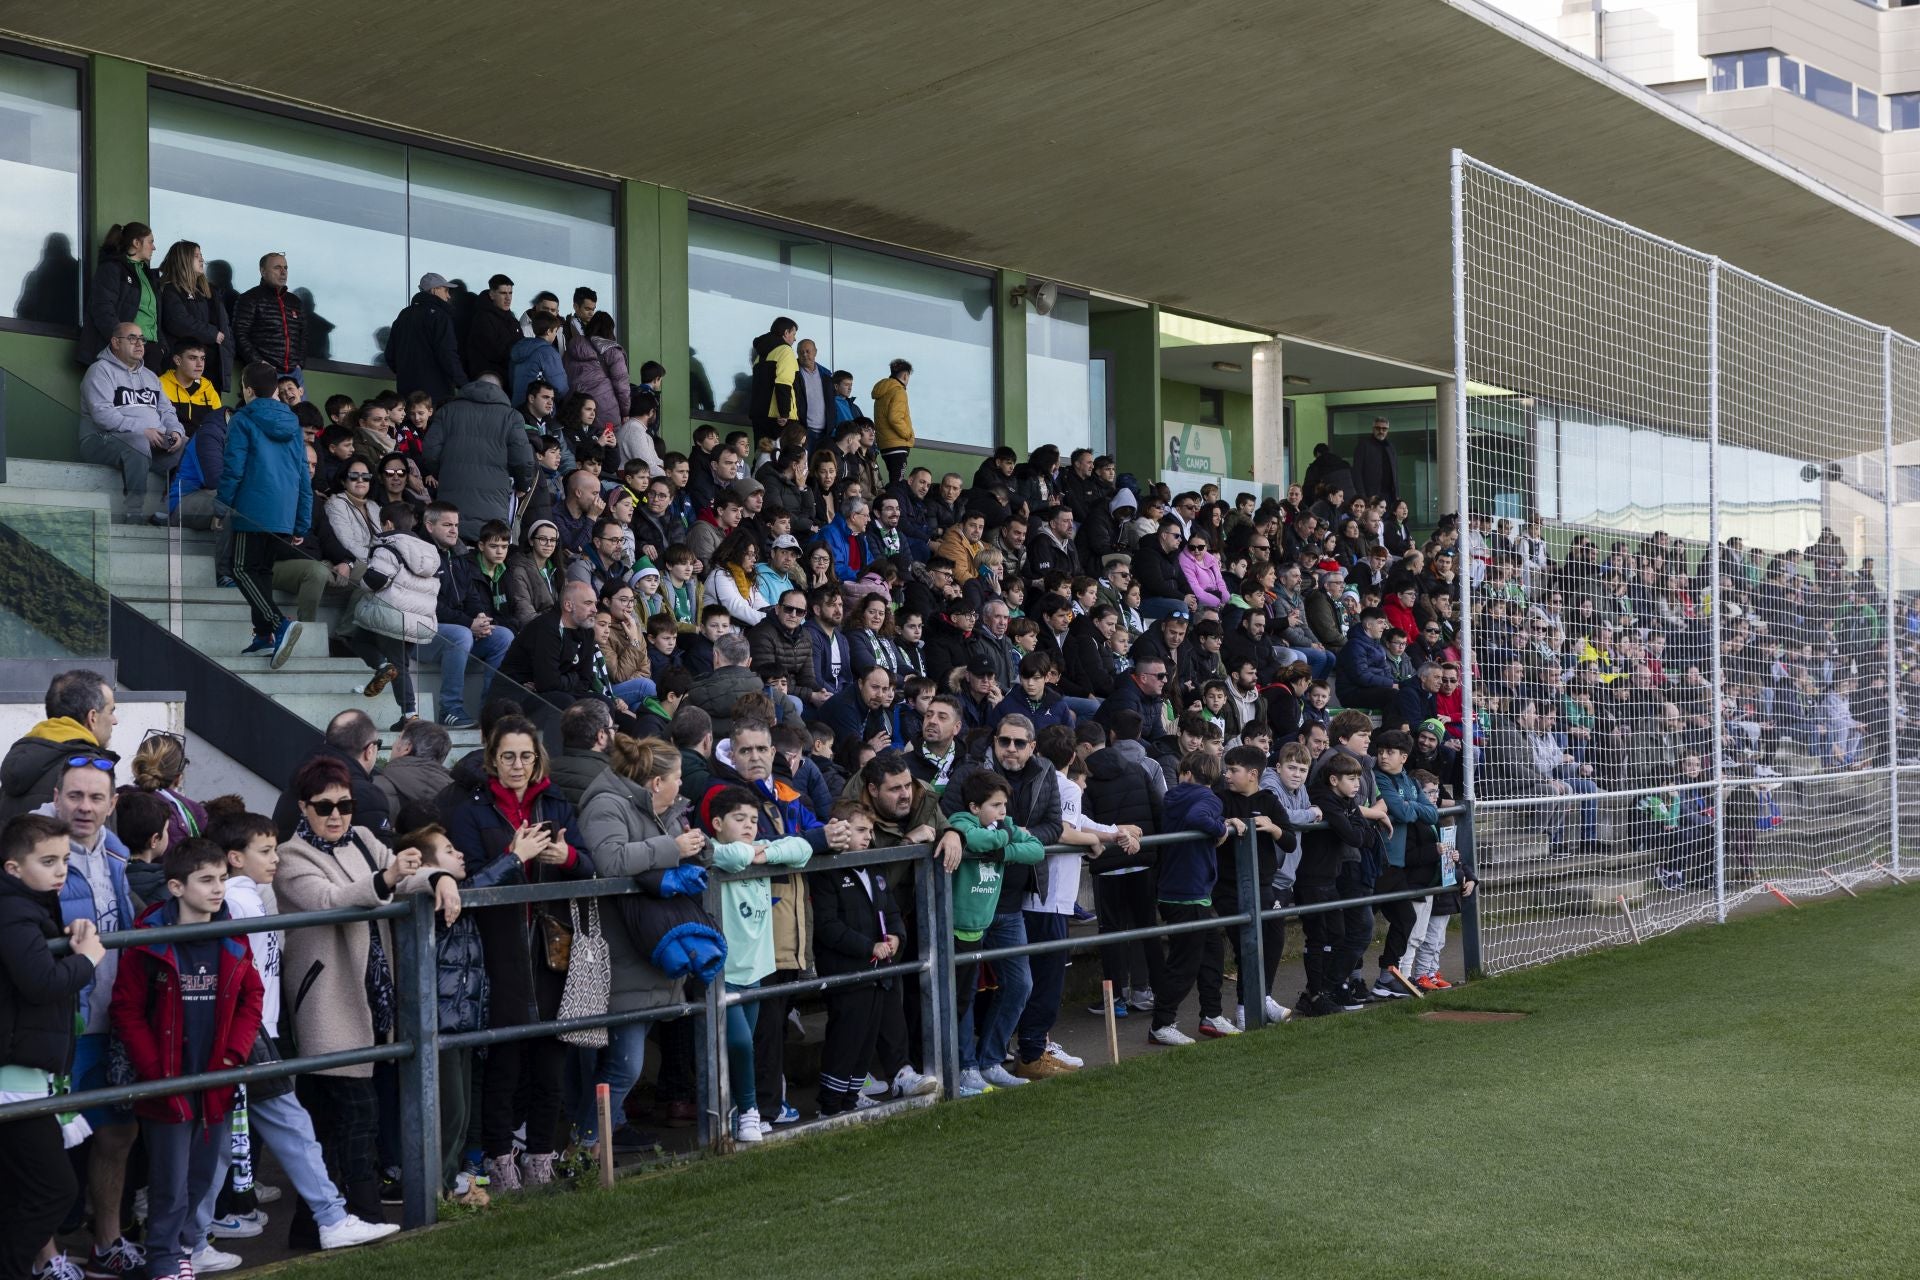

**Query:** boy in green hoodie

left=946, top=770, right=1046, bottom=1098
left=705, top=785, right=813, bottom=1145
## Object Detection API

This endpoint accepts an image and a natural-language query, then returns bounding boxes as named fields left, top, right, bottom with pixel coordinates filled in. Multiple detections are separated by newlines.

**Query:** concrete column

left=997, top=270, right=1028, bottom=458
left=1436, top=378, right=1459, bottom=522
left=1250, top=340, right=1286, bottom=488
left=618, top=182, right=690, bottom=447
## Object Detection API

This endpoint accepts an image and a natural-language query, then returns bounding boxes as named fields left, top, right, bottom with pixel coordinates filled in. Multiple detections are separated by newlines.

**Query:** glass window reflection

left=0, top=52, right=82, bottom=328
left=1027, top=294, right=1094, bottom=458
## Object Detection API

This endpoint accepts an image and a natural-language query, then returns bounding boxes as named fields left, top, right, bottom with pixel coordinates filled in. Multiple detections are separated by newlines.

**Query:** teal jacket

left=1374, top=767, right=1437, bottom=868
left=947, top=811, right=1045, bottom=941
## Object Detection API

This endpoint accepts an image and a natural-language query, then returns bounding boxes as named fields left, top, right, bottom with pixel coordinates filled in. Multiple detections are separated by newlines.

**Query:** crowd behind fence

left=1454, top=151, right=1915, bottom=973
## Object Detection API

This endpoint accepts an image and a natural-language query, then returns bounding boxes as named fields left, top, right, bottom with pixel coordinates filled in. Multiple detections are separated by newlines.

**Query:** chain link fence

left=1452, top=153, right=1908, bottom=973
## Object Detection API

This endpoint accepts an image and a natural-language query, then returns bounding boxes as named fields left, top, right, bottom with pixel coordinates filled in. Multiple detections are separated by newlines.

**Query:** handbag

left=244, top=1032, right=295, bottom=1102
left=537, top=909, right=573, bottom=972
left=556, top=899, right=611, bottom=1048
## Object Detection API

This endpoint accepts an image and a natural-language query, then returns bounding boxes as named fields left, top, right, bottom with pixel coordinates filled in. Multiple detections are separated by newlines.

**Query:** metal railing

left=8, top=804, right=1479, bottom=1230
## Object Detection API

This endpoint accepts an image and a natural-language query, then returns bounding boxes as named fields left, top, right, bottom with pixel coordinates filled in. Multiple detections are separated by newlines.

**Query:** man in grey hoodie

left=80, top=322, right=184, bottom=522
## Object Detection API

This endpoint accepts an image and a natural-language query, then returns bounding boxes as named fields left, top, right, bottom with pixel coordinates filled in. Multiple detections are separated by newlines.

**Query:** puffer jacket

left=231, top=283, right=306, bottom=375
left=435, top=852, right=525, bottom=1035
left=1082, top=747, right=1161, bottom=872
left=355, top=530, right=442, bottom=642
left=562, top=332, right=630, bottom=428
left=871, top=376, right=913, bottom=451
left=748, top=616, right=817, bottom=692
left=384, top=291, right=467, bottom=404
left=84, top=251, right=158, bottom=361
left=755, top=461, right=814, bottom=537
left=509, top=335, right=569, bottom=405
left=218, top=396, right=312, bottom=536
left=505, top=547, right=562, bottom=628
left=0, top=871, right=94, bottom=1075
left=748, top=331, right=798, bottom=433
left=421, top=380, right=537, bottom=540
left=578, top=768, right=695, bottom=1013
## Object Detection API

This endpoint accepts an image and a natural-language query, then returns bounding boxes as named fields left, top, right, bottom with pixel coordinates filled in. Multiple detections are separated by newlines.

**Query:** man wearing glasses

left=934, top=714, right=1064, bottom=1091
left=81, top=322, right=183, bottom=524
left=1098, top=659, right=1176, bottom=746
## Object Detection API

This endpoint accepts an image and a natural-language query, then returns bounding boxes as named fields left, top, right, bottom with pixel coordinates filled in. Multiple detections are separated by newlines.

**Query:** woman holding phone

left=441, top=716, right=593, bottom=1192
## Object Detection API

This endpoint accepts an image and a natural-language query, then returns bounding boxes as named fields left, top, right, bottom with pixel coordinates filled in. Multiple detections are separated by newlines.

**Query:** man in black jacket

left=231, top=252, right=306, bottom=385
left=1350, top=416, right=1399, bottom=508
left=1079, top=717, right=1164, bottom=1016
left=272, top=709, right=392, bottom=840
left=500, top=579, right=598, bottom=714
left=385, top=274, right=468, bottom=405
left=463, top=274, right=519, bottom=386
left=1135, top=518, right=1195, bottom=619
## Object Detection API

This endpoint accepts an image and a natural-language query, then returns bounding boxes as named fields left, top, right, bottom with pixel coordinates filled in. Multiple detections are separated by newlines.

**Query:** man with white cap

left=756, top=533, right=802, bottom=602
left=384, top=272, right=467, bottom=405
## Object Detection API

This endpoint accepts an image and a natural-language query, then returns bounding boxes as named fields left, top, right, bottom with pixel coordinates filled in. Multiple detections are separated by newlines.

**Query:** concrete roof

left=13, top=0, right=1920, bottom=375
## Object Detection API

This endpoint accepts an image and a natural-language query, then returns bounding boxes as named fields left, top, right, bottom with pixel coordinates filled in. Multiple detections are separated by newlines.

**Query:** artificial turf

left=292, top=883, right=1920, bottom=1279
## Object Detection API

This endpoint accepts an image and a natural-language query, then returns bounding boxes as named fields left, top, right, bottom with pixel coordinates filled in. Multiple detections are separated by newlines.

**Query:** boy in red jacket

left=110, top=838, right=263, bottom=1280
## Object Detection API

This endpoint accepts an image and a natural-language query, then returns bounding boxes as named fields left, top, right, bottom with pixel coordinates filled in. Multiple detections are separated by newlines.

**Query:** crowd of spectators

left=32, top=225, right=1905, bottom=1274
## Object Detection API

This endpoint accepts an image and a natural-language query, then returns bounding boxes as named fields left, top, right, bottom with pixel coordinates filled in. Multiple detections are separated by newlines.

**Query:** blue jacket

left=1157, top=782, right=1227, bottom=902
left=1335, top=629, right=1397, bottom=703
left=815, top=684, right=895, bottom=747
left=217, top=397, right=311, bottom=536
left=168, top=409, right=229, bottom=511
left=806, top=619, right=853, bottom=697
left=832, top=394, right=859, bottom=426
left=819, top=513, right=877, bottom=582
left=1374, top=767, right=1438, bottom=868
left=435, top=852, right=520, bottom=1034
left=992, top=688, right=1076, bottom=733
left=509, top=335, right=570, bottom=405
left=59, top=826, right=134, bottom=1027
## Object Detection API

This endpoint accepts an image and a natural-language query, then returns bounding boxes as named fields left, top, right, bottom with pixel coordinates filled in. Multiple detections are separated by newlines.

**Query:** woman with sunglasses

left=1178, top=534, right=1231, bottom=611
left=318, top=458, right=381, bottom=575
left=442, top=717, right=592, bottom=1192
left=373, top=450, right=428, bottom=514
left=275, top=755, right=457, bottom=1235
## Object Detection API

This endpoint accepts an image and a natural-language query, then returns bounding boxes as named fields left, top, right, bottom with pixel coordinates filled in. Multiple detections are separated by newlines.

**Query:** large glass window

left=0, top=52, right=82, bottom=329
left=1804, top=66, right=1855, bottom=117
left=1892, top=92, right=1920, bottom=130
left=150, top=90, right=614, bottom=369
left=1026, top=294, right=1096, bottom=458
left=688, top=211, right=996, bottom=449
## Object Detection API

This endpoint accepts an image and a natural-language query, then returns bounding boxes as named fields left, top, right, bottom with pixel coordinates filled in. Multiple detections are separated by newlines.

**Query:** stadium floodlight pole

left=1707, top=258, right=1726, bottom=927
left=1450, top=148, right=1483, bottom=977
left=1885, top=328, right=1900, bottom=878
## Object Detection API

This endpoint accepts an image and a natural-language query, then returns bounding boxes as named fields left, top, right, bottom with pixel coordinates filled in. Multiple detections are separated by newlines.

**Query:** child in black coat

left=0, top=814, right=108, bottom=1280
left=807, top=803, right=902, bottom=1117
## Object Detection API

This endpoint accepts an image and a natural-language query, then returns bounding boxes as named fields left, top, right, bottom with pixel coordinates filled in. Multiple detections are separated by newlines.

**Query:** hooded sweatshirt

left=217, top=395, right=312, bottom=535
left=80, top=349, right=172, bottom=454
left=1157, top=781, right=1227, bottom=903
left=0, top=719, right=115, bottom=822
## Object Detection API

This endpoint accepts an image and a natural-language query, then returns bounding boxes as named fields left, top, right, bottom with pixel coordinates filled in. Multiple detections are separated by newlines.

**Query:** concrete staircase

left=1, top=460, right=484, bottom=753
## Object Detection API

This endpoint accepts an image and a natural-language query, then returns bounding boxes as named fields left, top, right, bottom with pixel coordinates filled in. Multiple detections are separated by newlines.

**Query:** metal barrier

left=7, top=803, right=1479, bottom=1229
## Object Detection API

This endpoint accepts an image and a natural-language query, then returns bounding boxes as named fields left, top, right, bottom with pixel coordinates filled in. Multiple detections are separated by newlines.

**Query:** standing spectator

left=870, top=359, right=915, bottom=487
left=0, top=670, right=118, bottom=823
left=275, top=757, right=450, bottom=1230
left=81, top=323, right=182, bottom=524
left=563, top=311, right=631, bottom=430
left=0, top=813, right=109, bottom=1280
left=422, top=374, right=537, bottom=541
left=1147, top=749, right=1233, bottom=1046
left=156, top=240, right=232, bottom=391
left=231, top=252, right=306, bottom=386
left=463, top=273, right=518, bottom=385
left=519, top=289, right=560, bottom=336
left=748, top=316, right=799, bottom=440
left=220, top=361, right=313, bottom=666
left=384, top=273, right=466, bottom=405
left=1351, top=416, right=1400, bottom=508
left=442, top=719, right=592, bottom=1189
left=85, top=222, right=161, bottom=367
left=567, top=286, right=598, bottom=339
left=510, top=312, right=570, bottom=404
left=793, top=338, right=831, bottom=452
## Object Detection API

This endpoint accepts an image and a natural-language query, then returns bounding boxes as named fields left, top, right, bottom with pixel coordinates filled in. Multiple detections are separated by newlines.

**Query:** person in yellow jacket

left=749, top=316, right=799, bottom=439
left=871, top=358, right=915, bottom=486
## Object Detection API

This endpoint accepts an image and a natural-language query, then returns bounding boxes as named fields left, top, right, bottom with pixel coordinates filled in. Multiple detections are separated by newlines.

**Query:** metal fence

left=6, top=809, right=1478, bottom=1230
left=1452, top=151, right=1917, bottom=973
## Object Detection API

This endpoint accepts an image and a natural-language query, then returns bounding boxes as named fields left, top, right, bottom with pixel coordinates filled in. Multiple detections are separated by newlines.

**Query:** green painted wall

left=618, top=181, right=690, bottom=448
left=996, top=270, right=1027, bottom=458
left=1159, top=377, right=1253, bottom=479
left=88, top=57, right=148, bottom=253
left=1090, top=305, right=1159, bottom=481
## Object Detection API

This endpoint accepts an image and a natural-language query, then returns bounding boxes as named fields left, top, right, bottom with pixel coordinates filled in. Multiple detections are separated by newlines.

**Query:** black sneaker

left=1312, top=992, right=1349, bottom=1018
left=1293, top=991, right=1328, bottom=1019
left=379, top=1172, right=403, bottom=1204
left=439, top=711, right=478, bottom=729
left=1337, top=986, right=1369, bottom=1012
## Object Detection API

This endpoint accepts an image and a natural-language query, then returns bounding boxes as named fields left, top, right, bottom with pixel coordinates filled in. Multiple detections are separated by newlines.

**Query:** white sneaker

left=859, top=1074, right=890, bottom=1098
left=208, top=1209, right=267, bottom=1239
left=252, top=1184, right=282, bottom=1205
left=319, top=1214, right=401, bottom=1250
left=956, top=1068, right=988, bottom=1098
left=852, top=1092, right=880, bottom=1110
left=734, top=1108, right=765, bottom=1143
left=1264, top=995, right=1293, bottom=1023
left=1199, top=1013, right=1241, bottom=1037
left=1044, top=1040, right=1084, bottom=1069
left=132, top=1188, right=149, bottom=1224
left=891, top=1065, right=940, bottom=1097
left=32, top=1252, right=85, bottom=1280
left=980, top=1064, right=1027, bottom=1089
left=192, top=1246, right=243, bottom=1274
left=1125, top=986, right=1155, bottom=1012
left=1148, top=1024, right=1195, bottom=1046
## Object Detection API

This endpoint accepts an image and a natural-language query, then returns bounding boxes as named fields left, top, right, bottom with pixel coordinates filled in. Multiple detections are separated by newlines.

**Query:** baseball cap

left=418, top=272, right=451, bottom=294
left=966, top=655, right=996, bottom=677
left=770, top=533, right=800, bottom=551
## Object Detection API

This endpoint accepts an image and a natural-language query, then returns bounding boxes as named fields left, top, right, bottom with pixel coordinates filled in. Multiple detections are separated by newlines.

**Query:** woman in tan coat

left=277, top=754, right=455, bottom=1231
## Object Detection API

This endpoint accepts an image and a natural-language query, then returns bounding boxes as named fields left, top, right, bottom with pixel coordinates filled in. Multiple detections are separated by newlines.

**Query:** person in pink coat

left=1179, top=535, right=1231, bottom=610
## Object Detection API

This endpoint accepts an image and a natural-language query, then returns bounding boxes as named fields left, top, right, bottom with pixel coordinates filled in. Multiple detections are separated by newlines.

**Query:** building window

left=149, top=90, right=614, bottom=370
left=0, top=51, right=82, bottom=330
left=1778, top=57, right=1800, bottom=94
left=1856, top=88, right=1880, bottom=127
left=1708, top=51, right=1773, bottom=92
left=1892, top=92, right=1920, bottom=130
left=1026, top=293, right=1098, bottom=459
left=687, top=211, right=995, bottom=450
left=1899, top=464, right=1920, bottom=504
left=1803, top=66, right=1855, bottom=117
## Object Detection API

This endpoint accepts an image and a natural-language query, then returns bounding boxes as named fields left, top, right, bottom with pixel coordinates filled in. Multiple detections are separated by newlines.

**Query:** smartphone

left=541, top=820, right=564, bottom=841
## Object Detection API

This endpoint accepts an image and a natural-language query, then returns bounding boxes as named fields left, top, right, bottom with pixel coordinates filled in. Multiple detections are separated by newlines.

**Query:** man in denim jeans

left=421, top=502, right=513, bottom=729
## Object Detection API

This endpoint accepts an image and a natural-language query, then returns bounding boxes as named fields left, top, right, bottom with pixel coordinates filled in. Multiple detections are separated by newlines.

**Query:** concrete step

left=270, top=688, right=440, bottom=726
left=109, top=548, right=220, bottom=590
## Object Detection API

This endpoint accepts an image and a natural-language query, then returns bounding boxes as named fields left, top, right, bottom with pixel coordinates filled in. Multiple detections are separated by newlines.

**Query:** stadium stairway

left=4, top=460, right=484, bottom=755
